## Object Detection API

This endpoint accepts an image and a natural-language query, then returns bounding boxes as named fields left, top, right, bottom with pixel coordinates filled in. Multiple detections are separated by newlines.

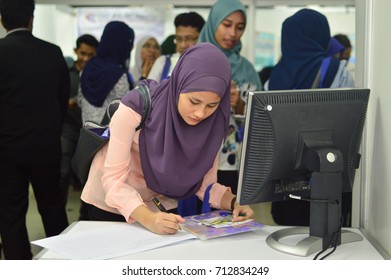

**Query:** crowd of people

left=0, top=0, right=354, bottom=259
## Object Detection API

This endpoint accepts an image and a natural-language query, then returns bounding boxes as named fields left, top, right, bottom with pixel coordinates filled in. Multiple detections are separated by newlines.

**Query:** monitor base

left=266, top=226, right=363, bottom=257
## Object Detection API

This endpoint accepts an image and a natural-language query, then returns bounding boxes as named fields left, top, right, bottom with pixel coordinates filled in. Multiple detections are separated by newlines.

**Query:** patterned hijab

left=121, top=43, right=231, bottom=199
left=268, top=9, right=334, bottom=90
left=81, top=21, right=134, bottom=107
left=198, top=0, right=261, bottom=89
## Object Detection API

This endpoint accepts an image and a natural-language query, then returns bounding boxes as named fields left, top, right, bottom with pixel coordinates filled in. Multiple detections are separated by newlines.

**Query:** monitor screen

left=237, top=88, right=370, bottom=257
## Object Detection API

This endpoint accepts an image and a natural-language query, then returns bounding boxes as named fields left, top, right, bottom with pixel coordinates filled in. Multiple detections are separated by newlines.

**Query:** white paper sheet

left=32, top=222, right=196, bottom=259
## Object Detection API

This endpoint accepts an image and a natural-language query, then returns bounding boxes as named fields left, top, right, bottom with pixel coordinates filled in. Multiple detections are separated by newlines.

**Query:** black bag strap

left=107, top=99, right=121, bottom=119
left=135, top=84, right=152, bottom=131
left=101, top=84, right=151, bottom=129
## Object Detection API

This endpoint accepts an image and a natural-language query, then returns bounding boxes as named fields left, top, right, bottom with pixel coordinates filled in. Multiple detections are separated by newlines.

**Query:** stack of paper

left=32, top=222, right=196, bottom=259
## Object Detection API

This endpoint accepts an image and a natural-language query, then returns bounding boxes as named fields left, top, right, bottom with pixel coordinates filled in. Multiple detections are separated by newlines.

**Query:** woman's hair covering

left=129, top=36, right=160, bottom=80
left=121, top=42, right=231, bottom=199
left=198, top=0, right=261, bottom=89
left=268, top=9, right=333, bottom=90
left=161, top=34, right=176, bottom=55
left=327, top=37, right=345, bottom=57
left=80, top=21, right=134, bottom=107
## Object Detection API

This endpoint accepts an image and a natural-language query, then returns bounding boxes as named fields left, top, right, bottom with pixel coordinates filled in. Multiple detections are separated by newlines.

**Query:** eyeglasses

left=173, top=36, right=198, bottom=44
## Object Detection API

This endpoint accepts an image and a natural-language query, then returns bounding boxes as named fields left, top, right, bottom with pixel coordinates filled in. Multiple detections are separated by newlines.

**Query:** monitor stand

left=266, top=226, right=363, bottom=257
left=268, top=146, right=363, bottom=257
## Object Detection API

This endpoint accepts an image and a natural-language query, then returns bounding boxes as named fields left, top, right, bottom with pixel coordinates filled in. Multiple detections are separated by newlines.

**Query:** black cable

left=289, top=194, right=343, bottom=260
left=289, top=194, right=338, bottom=204
left=313, top=230, right=336, bottom=260
left=319, top=238, right=338, bottom=259
left=313, top=216, right=343, bottom=260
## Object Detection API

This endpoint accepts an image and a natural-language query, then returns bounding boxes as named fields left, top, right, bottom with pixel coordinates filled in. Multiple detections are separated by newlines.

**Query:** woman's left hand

left=232, top=203, right=254, bottom=222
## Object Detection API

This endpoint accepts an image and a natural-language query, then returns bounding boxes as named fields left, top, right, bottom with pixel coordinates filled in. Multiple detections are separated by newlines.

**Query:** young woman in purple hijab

left=81, top=43, right=254, bottom=234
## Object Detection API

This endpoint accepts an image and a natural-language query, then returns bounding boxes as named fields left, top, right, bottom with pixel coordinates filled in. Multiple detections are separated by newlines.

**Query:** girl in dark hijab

left=81, top=43, right=254, bottom=234
left=79, top=21, right=135, bottom=123
left=267, top=9, right=354, bottom=90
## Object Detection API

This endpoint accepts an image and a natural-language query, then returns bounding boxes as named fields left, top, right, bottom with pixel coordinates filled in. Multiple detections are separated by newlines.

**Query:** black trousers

left=86, top=203, right=126, bottom=222
left=0, top=162, right=69, bottom=259
left=60, top=130, right=80, bottom=206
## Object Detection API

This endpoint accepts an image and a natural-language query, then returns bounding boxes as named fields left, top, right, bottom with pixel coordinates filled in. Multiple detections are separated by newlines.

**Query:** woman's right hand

left=131, top=205, right=185, bottom=234
left=141, top=58, right=155, bottom=78
left=230, top=80, right=245, bottom=114
left=146, top=212, right=185, bottom=234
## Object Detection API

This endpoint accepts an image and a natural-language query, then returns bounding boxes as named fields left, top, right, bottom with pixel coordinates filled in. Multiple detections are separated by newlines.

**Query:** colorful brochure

left=182, top=210, right=265, bottom=240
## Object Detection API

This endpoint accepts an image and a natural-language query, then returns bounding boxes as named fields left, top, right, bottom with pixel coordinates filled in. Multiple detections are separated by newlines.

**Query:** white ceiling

left=35, top=0, right=218, bottom=6
left=35, top=0, right=355, bottom=7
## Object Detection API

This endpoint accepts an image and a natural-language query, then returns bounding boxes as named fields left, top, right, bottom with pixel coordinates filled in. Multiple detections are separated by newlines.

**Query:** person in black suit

left=0, top=0, right=70, bottom=259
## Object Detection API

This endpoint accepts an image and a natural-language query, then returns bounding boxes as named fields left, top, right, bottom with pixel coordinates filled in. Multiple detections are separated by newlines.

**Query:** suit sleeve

left=57, top=47, right=70, bottom=125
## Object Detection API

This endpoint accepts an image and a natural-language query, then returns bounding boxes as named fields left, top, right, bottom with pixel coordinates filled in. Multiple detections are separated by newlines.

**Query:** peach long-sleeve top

left=81, top=103, right=231, bottom=223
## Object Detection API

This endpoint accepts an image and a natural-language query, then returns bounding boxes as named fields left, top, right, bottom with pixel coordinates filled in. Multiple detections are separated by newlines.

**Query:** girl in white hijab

left=129, top=36, right=160, bottom=86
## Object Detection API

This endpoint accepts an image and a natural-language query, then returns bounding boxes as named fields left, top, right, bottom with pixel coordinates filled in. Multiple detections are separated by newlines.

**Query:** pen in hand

left=152, top=196, right=182, bottom=231
left=152, top=196, right=168, bottom=213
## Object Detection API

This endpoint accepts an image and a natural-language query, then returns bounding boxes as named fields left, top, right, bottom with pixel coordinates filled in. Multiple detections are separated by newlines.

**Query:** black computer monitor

left=237, top=88, right=370, bottom=257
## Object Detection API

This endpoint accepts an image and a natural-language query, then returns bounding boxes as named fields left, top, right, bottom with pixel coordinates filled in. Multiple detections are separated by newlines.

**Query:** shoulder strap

left=311, top=68, right=321, bottom=89
left=161, top=55, right=172, bottom=81
left=320, top=57, right=340, bottom=88
left=100, top=85, right=151, bottom=129
left=319, top=57, right=331, bottom=88
left=127, top=72, right=135, bottom=89
left=100, top=99, right=120, bottom=125
left=135, top=84, right=152, bottom=131
left=311, top=57, right=340, bottom=89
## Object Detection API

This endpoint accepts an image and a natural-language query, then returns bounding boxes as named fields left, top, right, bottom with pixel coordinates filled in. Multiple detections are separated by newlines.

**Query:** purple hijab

left=121, top=43, right=231, bottom=199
